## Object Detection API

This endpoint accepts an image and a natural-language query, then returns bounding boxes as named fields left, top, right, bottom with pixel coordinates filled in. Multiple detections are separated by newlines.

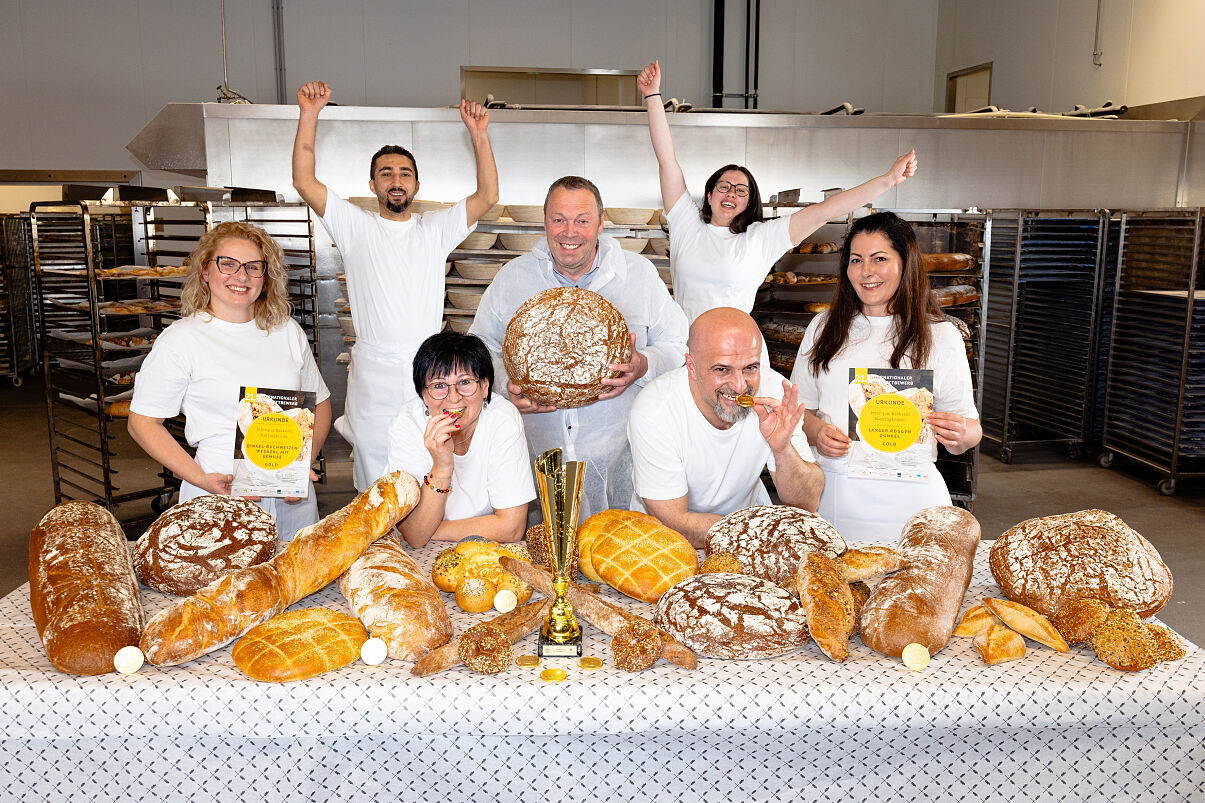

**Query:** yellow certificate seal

left=856, top=393, right=923, bottom=453
left=243, top=412, right=304, bottom=469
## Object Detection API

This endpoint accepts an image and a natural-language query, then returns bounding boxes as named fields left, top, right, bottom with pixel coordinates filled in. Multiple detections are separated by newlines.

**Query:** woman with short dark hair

left=385, top=331, right=535, bottom=546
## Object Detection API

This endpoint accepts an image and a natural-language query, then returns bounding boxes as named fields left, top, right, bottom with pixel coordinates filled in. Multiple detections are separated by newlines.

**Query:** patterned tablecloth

left=1, top=541, right=1202, bottom=803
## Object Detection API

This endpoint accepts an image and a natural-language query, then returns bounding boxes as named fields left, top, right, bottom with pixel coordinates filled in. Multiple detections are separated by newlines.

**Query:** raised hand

left=460, top=98, right=489, bottom=135
left=637, top=60, right=661, bottom=97
left=753, top=379, right=806, bottom=453
left=296, top=81, right=331, bottom=114
left=886, top=149, right=918, bottom=186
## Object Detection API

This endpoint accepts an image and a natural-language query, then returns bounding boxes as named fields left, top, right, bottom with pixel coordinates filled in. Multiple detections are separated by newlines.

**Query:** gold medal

left=540, top=667, right=567, bottom=683
left=578, top=656, right=604, bottom=670
left=735, top=394, right=755, bottom=408
left=515, top=654, right=541, bottom=668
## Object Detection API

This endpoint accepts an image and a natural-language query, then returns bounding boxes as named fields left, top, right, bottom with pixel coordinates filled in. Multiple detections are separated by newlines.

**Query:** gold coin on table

left=515, top=654, right=541, bottom=669
left=735, top=394, right=755, bottom=408
left=578, top=656, right=604, bottom=670
left=540, top=667, right=568, bottom=683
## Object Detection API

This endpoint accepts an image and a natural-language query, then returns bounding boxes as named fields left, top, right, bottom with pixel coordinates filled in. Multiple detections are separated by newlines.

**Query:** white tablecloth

left=1, top=542, right=1202, bottom=803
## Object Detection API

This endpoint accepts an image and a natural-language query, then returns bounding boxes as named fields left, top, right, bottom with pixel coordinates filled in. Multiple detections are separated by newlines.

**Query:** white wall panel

left=465, top=0, right=573, bottom=71
left=1037, top=129, right=1183, bottom=208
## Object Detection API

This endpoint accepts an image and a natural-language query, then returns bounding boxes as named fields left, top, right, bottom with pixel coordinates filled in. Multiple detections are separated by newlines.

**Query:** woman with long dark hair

left=637, top=60, right=917, bottom=325
left=790, top=212, right=981, bottom=541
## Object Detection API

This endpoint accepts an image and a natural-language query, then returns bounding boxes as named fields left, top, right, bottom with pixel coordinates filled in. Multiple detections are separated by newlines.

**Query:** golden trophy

left=534, top=447, right=585, bottom=658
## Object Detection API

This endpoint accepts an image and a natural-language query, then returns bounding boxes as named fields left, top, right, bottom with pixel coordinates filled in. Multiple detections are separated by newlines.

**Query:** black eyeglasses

left=714, top=181, right=750, bottom=198
left=212, top=256, right=268, bottom=278
left=425, top=378, right=481, bottom=400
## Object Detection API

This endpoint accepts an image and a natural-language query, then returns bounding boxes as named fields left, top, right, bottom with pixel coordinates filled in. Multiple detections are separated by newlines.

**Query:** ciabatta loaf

left=141, top=471, right=420, bottom=666
left=29, top=502, right=144, bottom=675
left=340, top=535, right=452, bottom=661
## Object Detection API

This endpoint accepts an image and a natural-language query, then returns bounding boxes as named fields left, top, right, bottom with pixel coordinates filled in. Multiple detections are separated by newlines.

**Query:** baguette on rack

left=410, top=599, right=551, bottom=677
left=29, top=502, right=145, bottom=676
left=140, top=471, right=421, bottom=666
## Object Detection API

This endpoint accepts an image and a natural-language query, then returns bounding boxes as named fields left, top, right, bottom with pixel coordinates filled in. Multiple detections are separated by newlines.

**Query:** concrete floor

left=4, top=373, right=1203, bottom=644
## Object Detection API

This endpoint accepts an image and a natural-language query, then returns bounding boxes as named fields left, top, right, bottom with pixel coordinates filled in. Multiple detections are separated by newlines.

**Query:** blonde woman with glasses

left=128, top=221, right=331, bottom=541
left=385, top=332, right=535, bottom=547
left=638, top=59, right=918, bottom=326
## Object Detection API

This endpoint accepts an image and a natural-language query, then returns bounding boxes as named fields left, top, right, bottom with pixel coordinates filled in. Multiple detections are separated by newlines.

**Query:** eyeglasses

left=713, top=181, right=750, bottom=198
left=212, top=256, right=268, bottom=278
left=425, top=377, right=481, bottom=400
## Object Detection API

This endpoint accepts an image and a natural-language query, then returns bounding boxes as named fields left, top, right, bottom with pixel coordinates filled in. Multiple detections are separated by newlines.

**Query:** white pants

left=338, top=342, right=419, bottom=492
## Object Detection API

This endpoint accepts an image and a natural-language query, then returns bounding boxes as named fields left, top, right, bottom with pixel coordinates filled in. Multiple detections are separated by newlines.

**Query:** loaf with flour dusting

left=502, top=287, right=631, bottom=407
left=29, top=502, right=145, bottom=675
left=859, top=505, right=980, bottom=658
left=705, top=505, right=845, bottom=587
left=656, top=572, right=809, bottom=659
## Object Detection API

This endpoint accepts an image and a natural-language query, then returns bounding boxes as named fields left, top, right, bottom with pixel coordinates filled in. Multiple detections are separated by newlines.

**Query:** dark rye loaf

left=502, top=287, right=631, bottom=408
left=705, top=505, right=846, bottom=587
left=656, top=572, right=809, bottom=659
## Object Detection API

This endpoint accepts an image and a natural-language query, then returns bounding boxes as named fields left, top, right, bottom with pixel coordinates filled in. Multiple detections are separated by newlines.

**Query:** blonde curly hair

left=180, top=221, right=293, bottom=331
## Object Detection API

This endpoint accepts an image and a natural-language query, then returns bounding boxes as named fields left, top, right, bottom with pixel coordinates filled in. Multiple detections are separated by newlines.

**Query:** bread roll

left=135, top=495, right=277, bottom=596
left=580, top=509, right=697, bottom=603
left=29, top=502, right=144, bottom=675
left=1092, top=608, right=1158, bottom=671
left=859, top=506, right=980, bottom=658
left=232, top=607, right=369, bottom=682
left=502, top=287, right=631, bottom=407
left=973, top=624, right=1026, bottom=665
left=982, top=597, right=1069, bottom=652
left=989, top=510, right=1172, bottom=618
left=140, top=471, right=420, bottom=666
left=655, top=573, right=809, bottom=659
left=340, top=535, right=453, bottom=661
left=838, top=546, right=905, bottom=582
left=705, top=505, right=845, bottom=587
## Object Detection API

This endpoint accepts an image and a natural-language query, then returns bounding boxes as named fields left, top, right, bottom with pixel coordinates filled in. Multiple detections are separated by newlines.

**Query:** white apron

left=338, top=340, right=419, bottom=491
left=816, top=455, right=952, bottom=544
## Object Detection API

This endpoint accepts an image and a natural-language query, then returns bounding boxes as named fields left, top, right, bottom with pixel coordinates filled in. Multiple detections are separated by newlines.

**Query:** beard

left=712, top=385, right=754, bottom=424
left=384, top=193, right=411, bottom=215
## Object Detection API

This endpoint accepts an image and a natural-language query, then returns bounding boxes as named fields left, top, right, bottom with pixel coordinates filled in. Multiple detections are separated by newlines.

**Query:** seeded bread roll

left=655, top=572, right=809, bottom=659
left=502, top=287, right=632, bottom=408
left=989, top=510, right=1172, bottom=618
left=135, top=495, right=277, bottom=596
left=705, top=505, right=845, bottom=587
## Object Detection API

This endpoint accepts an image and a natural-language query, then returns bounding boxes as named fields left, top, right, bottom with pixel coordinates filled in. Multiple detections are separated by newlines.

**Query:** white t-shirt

left=319, top=191, right=473, bottom=352
left=667, top=192, right=794, bottom=323
left=627, top=364, right=814, bottom=515
left=385, top=395, right=536, bottom=521
left=130, top=313, right=330, bottom=469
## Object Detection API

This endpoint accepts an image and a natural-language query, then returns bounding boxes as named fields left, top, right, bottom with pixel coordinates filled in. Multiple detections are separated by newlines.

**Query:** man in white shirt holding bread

left=470, top=176, right=688, bottom=519
left=292, top=80, right=499, bottom=492
left=627, top=307, right=823, bottom=546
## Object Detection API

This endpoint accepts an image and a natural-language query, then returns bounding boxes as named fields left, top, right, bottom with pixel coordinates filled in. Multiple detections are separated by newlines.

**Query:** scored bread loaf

left=29, top=502, right=145, bottom=676
left=140, top=471, right=420, bottom=666
left=989, top=510, right=1172, bottom=618
left=135, top=495, right=277, bottom=596
left=656, top=573, right=810, bottom=659
left=340, top=535, right=453, bottom=661
left=578, top=509, right=697, bottom=603
left=232, top=607, right=369, bottom=682
left=705, top=505, right=845, bottom=587
left=502, top=287, right=631, bottom=408
left=860, top=506, right=980, bottom=658
left=797, top=553, right=856, bottom=662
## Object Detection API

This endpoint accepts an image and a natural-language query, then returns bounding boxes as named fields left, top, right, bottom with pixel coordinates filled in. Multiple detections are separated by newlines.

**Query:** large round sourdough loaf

left=577, top=509, right=697, bottom=603
left=655, top=573, right=809, bottom=659
left=989, top=509, right=1172, bottom=617
left=705, top=505, right=845, bottom=587
left=135, top=495, right=277, bottom=596
left=503, top=287, right=631, bottom=408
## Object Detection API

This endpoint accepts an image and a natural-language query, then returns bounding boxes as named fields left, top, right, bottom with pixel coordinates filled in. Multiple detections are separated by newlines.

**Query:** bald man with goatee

left=627, top=307, right=823, bottom=546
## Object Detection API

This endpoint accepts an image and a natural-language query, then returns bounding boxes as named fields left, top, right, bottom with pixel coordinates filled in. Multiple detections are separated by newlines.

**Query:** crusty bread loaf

left=135, top=495, right=277, bottom=596
left=797, top=553, right=856, bottom=662
left=29, top=502, right=144, bottom=676
left=503, top=287, right=632, bottom=408
left=859, top=506, right=980, bottom=658
left=232, top=607, right=369, bottom=682
left=989, top=509, right=1172, bottom=618
left=140, top=471, right=420, bottom=666
left=922, top=253, right=975, bottom=273
left=656, top=573, right=809, bottom=659
left=339, top=535, right=452, bottom=662
left=705, top=505, right=845, bottom=587
left=579, top=509, right=697, bottom=603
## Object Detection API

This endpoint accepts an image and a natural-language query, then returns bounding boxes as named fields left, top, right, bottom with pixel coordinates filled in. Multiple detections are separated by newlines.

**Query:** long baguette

left=410, top=598, right=551, bottom=677
left=501, top=556, right=697, bottom=670
left=29, top=502, right=144, bottom=675
left=141, top=471, right=420, bottom=666
left=859, top=505, right=981, bottom=658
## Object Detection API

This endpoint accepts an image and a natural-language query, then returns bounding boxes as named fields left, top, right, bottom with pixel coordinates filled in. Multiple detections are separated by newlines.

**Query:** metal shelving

left=1, top=212, right=38, bottom=385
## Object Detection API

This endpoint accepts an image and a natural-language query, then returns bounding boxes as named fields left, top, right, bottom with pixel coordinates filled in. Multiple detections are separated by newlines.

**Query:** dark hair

left=369, top=145, right=418, bottom=181
left=412, top=331, right=494, bottom=402
left=808, top=212, right=942, bottom=374
left=700, top=164, right=764, bottom=233
left=543, top=175, right=604, bottom=216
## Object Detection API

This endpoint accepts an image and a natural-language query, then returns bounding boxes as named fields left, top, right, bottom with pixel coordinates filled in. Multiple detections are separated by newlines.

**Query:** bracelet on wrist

left=423, top=474, right=451, bottom=494
left=643, top=92, right=662, bottom=101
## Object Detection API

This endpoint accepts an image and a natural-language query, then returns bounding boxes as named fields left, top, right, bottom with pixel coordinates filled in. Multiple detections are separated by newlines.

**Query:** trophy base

left=538, top=634, right=583, bottom=658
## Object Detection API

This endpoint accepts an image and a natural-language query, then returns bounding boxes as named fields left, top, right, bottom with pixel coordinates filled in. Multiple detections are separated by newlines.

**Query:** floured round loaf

left=989, top=509, right=1172, bottom=617
left=503, top=287, right=631, bottom=407
left=135, top=495, right=277, bottom=596
left=705, top=505, right=845, bottom=587
left=655, top=573, right=809, bottom=659
left=582, top=509, right=697, bottom=603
